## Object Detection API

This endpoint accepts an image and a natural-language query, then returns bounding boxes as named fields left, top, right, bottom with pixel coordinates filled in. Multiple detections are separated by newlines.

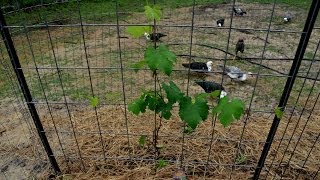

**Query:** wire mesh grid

left=0, top=0, right=319, bottom=179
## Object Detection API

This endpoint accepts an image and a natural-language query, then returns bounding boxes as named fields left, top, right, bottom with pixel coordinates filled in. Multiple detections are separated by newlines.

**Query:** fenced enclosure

left=0, top=0, right=320, bottom=179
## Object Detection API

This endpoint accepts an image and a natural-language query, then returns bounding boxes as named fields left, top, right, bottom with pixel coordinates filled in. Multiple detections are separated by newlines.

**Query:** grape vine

left=84, top=3, right=246, bottom=171
left=127, top=4, right=245, bottom=130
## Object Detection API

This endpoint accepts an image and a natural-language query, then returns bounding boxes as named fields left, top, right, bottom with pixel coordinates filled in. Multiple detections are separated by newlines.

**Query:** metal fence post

left=253, top=0, right=320, bottom=179
left=0, top=9, right=61, bottom=174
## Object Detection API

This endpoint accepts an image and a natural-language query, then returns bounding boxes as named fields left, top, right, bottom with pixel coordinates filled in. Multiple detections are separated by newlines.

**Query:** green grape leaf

left=144, top=44, right=177, bottom=76
left=138, top=135, right=146, bottom=147
left=183, top=125, right=194, bottom=134
left=210, top=90, right=222, bottom=98
left=131, top=60, right=146, bottom=73
left=179, top=96, right=209, bottom=129
left=144, top=5, right=161, bottom=22
left=160, top=102, right=173, bottom=120
left=128, top=96, right=147, bottom=115
left=157, top=45, right=176, bottom=75
left=212, top=96, right=245, bottom=127
left=145, top=94, right=155, bottom=111
left=144, top=46, right=160, bottom=72
left=157, top=159, right=167, bottom=168
left=195, top=93, right=209, bottom=100
left=195, top=96, right=209, bottom=120
left=274, top=106, right=284, bottom=119
left=89, top=96, right=99, bottom=108
left=126, top=26, right=152, bottom=38
left=162, top=81, right=184, bottom=103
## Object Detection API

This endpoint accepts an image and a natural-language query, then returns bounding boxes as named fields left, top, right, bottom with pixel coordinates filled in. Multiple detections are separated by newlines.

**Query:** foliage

left=156, top=159, right=167, bottom=168
left=274, top=106, right=284, bottom=119
left=89, top=96, right=99, bottom=108
left=128, top=81, right=211, bottom=129
left=236, top=152, right=248, bottom=165
left=144, top=45, right=177, bottom=76
left=212, top=96, right=245, bottom=127
left=179, top=96, right=209, bottom=129
left=131, top=60, right=147, bottom=73
left=138, top=135, right=147, bottom=147
left=127, top=1, right=245, bottom=131
left=126, top=26, right=152, bottom=38
left=144, top=5, right=162, bottom=22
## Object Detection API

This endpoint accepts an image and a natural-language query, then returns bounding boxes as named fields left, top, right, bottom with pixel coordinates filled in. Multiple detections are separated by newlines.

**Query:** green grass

left=243, top=0, right=311, bottom=9
left=0, top=0, right=314, bottom=102
left=3, top=0, right=311, bottom=26
left=0, top=68, right=12, bottom=99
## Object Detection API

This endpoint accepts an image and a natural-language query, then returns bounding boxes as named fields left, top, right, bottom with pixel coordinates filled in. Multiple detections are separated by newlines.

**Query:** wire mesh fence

left=0, top=0, right=319, bottom=179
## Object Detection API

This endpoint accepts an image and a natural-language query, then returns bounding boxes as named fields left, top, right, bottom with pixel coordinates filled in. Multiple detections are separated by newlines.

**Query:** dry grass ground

left=0, top=2, right=320, bottom=179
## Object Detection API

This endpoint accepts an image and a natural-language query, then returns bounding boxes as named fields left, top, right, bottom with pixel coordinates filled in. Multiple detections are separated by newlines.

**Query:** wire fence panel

left=0, top=0, right=319, bottom=179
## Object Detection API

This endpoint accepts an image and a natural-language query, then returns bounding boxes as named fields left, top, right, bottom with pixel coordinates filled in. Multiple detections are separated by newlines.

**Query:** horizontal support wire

left=13, top=66, right=320, bottom=81
left=3, top=23, right=312, bottom=33
left=26, top=101, right=316, bottom=113
left=48, top=154, right=320, bottom=168
left=46, top=129, right=320, bottom=144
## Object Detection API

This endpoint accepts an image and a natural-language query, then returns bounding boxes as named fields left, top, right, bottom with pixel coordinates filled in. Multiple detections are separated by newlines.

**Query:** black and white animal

left=236, top=38, right=245, bottom=56
left=144, top=32, right=167, bottom=41
left=195, top=80, right=227, bottom=98
left=233, top=7, right=246, bottom=16
left=283, top=13, right=292, bottom=22
left=182, top=61, right=213, bottom=72
left=218, top=65, right=253, bottom=81
left=216, top=18, right=225, bottom=27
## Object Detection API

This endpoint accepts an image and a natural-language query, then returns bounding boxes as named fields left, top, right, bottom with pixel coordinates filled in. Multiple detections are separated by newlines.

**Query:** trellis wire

left=0, top=8, right=62, bottom=174
left=115, top=0, right=132, bottom=159
left=0, top=0, right=319, bottom=179
left=23, top=24, right=71, bottom=171
left=230, top=0, right=277, bottom=178
left=181, top=0, right=196, bottom=169
left=265, top=39, right=320, bottom=179
left=253, top=0, right=320, bottom=178
left=76, top=0, right=107, bottom=165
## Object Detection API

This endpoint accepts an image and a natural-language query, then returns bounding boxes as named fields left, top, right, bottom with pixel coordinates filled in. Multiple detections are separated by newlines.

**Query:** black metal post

left=253, top=0, right=320, bottom=179
left=0, top=9, right=61, bottom=174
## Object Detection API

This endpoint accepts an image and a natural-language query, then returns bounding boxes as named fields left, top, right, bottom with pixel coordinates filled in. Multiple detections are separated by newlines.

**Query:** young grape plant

left=123, top=2, right=246, bottom=161
left=86, top=2, right=246, bottom=168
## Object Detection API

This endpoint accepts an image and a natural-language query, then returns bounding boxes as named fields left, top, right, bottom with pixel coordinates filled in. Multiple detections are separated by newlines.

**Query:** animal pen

left=0, top=0, right=320, bottom=179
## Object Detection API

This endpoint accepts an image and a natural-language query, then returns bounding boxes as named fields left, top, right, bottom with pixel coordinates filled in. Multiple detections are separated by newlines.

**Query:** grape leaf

left=157, top=45, right=176, bottom=75
left=89, top=96, right=99, bottom=108
left=126, top=26, right=152, bottom=38
left=195, top=96, right=209, bottom=120
left=160, top=102, right=173, bottom=120
left=212, top=96, right=245, bottom=127
left=138, top=135, right=146, bottom=147
left=144, top=44, right=177, bottom=76
left=274, top=106, right=284, bottom=119
left=131, top=60, right=146, bottom=73
left=144, top=46, right=160, bottom=72
left=210, top=90, right=222, bottom=98
left=179, top=96, right=209, bottom=129
left=128, top=96, right=147, bottom=115
left=144, top=5, right=161, bottom=22
left=162, top=81, right=184, bottom=103
left=195, top=93, right=210, bottom=100
left=145, top=94, right=158, bottom=111
left=129, top=91, right=173, bottom=120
